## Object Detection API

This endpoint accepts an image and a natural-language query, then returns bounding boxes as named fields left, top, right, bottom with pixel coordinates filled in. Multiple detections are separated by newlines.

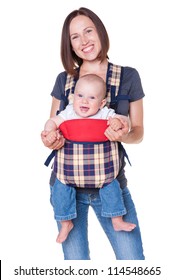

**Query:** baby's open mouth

left=80, top=106, right=89, bottom=112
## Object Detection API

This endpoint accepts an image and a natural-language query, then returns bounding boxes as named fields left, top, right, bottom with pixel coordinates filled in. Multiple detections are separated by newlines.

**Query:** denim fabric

left=99, top=179, right=127, bottom=217
left=50, top=183, right=145, bottom=260
left=50, top=179, right=77, bottom=221
left=50, top=178, right=126, bottom=221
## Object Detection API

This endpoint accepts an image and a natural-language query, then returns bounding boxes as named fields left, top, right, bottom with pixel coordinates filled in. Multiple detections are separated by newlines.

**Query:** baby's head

left=73, top=74, right=106, bottom=118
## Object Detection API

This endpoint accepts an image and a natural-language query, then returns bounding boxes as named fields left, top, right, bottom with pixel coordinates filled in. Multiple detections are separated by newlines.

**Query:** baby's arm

left=108, top=114, right=130, bottom=132
left=108, top=117, right=122, bottom=131
left=44, top=116, right=64, bottom=131
left=43, top=116, right=64, bottom=144
left=45, top=130, right=57, bottom=144
left=105, top=111, right=130, bottom=142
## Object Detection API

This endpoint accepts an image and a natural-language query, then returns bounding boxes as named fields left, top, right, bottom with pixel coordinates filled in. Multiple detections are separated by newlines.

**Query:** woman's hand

left=105, top=115, right=130, bottom=141
left=41, top=130, right=65, bottom=150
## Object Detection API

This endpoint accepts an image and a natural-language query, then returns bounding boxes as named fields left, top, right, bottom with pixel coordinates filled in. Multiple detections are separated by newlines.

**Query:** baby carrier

left=45, top=63, right=131, bottom=188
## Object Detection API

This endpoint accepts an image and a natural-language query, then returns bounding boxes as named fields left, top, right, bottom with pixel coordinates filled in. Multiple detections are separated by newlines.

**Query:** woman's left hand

left=105, top=115, right=129, bottom=141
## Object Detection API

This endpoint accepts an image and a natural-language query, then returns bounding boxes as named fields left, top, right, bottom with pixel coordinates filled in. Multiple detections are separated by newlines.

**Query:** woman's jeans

left=50, top=183, right=145, bottom=260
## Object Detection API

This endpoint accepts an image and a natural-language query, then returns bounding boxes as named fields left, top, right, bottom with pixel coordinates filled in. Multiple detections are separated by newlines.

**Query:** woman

left=41, top=7, right=145, bottom=260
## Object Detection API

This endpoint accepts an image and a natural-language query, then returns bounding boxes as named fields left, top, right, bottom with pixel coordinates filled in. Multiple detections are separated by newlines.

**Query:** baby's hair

left=77, top=74, right=106, bottom=99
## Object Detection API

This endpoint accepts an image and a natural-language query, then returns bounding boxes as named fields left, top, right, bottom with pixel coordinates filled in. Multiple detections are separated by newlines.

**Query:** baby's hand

left=108, top=117, right=122, bottom=132
left=45, top=130, right=57, bottom=144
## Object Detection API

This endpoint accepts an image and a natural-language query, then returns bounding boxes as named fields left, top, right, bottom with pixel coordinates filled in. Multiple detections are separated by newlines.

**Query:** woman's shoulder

left=50, top=71, right=67, bottom=98
left=122, top=66, right=141, bottom=81
left=110, top=62, right=142, bottom=83
left=111, top=63, right=145, bottom=100
left=55, top=71, right=67, bottom=83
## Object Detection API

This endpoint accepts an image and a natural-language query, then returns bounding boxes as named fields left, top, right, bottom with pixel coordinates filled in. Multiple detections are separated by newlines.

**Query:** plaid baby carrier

left=45, top=63, right=130, bottom=188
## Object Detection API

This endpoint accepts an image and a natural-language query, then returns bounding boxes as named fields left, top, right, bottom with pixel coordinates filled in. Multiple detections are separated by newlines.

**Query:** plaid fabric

left=65, top=74, right=76, bottom=104
left=65, top=64, right=121, bottom=107
left=53, top=63, right=121, bottom=188
left=106, top=64, right=121, bottom=106
left=53, top=140, right=119, bottom=188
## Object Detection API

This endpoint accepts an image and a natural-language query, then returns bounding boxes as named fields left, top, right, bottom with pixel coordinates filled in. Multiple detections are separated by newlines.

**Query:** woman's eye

left=71, top=35, right=78, bottom=40
left=86, top=29, right=92, bottom=34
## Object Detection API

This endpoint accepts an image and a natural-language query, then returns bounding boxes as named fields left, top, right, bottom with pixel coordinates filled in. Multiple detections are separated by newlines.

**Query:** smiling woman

left=70, top=16, right=101, bottom=61
left=61, top=8, right=109, bottom=77
left=41, top=7, right=145, bottom=260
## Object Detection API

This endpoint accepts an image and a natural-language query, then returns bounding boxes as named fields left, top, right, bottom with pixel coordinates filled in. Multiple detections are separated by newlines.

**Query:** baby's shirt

left=59, top=104, right=116, bottom=120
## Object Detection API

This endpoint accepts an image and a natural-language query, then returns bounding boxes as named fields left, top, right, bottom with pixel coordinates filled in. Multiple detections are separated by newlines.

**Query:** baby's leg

left=112, top=216, right=136, bottom=232
left=56, top=220, right=74, bottom=243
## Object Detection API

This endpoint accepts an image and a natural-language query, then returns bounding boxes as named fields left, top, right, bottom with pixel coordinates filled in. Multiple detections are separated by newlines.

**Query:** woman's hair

left=61, top=7, right=110, bottom=76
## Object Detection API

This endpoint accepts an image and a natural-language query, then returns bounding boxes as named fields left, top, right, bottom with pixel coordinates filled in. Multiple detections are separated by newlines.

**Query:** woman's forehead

left=69, top=15, right=94, bottom=34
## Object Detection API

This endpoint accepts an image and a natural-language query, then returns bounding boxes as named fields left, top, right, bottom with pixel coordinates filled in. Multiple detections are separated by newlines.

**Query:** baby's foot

left=112, top=216, right=136, bottom=232
left=56, top=220, right=74, bottom=243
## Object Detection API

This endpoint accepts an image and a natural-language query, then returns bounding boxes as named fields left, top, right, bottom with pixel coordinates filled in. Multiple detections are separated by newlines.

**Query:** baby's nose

left=82, top=97, right=88, bottom=104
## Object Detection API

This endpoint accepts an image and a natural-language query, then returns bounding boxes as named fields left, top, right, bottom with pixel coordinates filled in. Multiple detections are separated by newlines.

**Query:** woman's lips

left=82, top=45, right=94, bottom=53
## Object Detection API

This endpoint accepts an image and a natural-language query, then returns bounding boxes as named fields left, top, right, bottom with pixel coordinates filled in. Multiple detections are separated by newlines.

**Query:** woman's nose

left=81, top=34, right=88, bottom=45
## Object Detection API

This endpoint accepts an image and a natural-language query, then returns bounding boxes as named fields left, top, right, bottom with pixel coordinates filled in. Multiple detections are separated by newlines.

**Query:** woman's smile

left=82, top=44, right=94, bottom=53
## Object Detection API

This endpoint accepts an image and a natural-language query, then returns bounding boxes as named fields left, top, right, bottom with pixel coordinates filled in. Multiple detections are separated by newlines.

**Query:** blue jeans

left=50, top=178, right=126, bottom=220
left=100, top=179, right=127, bottom=217
left=50, top=179, right=77, bottom=221
left=50, top=182, right=145, bottom=260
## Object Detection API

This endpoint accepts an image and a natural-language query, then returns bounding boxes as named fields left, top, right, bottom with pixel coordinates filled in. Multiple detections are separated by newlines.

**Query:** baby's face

left=73, top=79, right=106, bottom=118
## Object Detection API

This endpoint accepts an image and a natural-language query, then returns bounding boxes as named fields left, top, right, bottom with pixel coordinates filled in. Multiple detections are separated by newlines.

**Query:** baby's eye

left=77, top=94, right=83, bottom=98
left=89, top=96, right=95, bottom=100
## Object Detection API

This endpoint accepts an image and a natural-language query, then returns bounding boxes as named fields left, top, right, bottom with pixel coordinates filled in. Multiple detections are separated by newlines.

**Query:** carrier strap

left=44, top=150, right=56, bottom=166
left=118, top=142, right=131, bottom=166
left=45, top=63, right=131, bottom=166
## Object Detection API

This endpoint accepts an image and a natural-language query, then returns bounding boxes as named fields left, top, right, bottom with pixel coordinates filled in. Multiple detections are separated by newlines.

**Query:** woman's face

left=69, top=15, right=101, bottom=62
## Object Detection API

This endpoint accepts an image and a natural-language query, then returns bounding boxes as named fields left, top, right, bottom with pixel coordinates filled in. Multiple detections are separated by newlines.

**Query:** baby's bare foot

left=56, top=220, right=74, bottom=243
left=112, top=216, right=136, bottom=232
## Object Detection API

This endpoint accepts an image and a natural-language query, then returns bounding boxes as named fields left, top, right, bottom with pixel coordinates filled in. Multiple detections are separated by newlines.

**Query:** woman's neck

left=80, top=59, right=108, bottom=81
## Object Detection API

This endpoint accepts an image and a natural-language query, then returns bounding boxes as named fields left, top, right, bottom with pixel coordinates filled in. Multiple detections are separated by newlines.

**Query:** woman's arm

left=105, top=99, right=144, bottom=144
left=122, top=99, right=144, bottom=144
left=50, top=97, right=61, bottom=118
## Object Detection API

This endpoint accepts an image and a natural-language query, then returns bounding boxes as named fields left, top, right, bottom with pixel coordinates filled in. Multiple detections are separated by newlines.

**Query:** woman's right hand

left=41, top=130, right=65, bottom=150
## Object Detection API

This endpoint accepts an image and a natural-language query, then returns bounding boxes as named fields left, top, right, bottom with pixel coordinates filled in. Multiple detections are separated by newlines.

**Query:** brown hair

left=61, top=7, right=109, bottom=76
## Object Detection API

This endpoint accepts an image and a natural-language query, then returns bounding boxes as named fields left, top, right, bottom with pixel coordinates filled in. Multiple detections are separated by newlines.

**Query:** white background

left=0, top=0, right=173, bottom=278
